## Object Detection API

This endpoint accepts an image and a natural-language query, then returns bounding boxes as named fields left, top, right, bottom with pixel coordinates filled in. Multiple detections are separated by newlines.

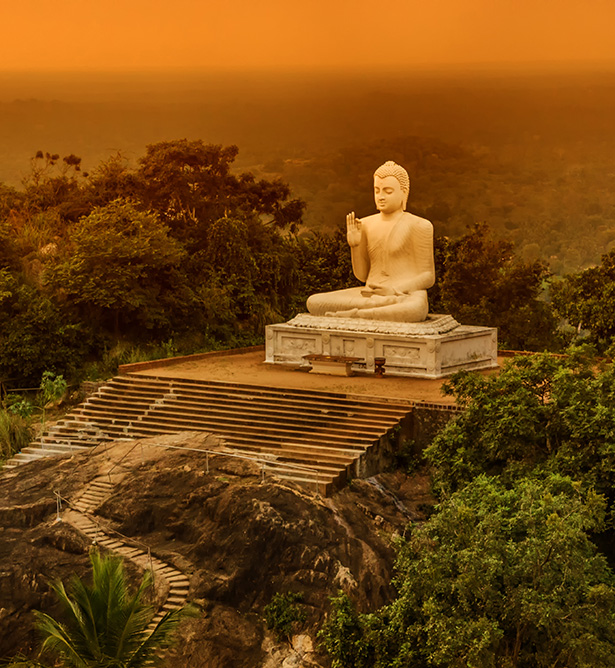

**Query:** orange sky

left=2, top=0, right=615, bottom=72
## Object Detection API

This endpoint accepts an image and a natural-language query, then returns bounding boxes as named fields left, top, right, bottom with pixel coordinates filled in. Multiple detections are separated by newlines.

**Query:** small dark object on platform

left=374, top=357, right=386, bottom=377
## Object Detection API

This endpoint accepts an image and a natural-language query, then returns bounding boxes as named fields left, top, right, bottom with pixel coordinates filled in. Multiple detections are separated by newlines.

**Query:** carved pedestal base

left=265, top=313, right=498, bottom=379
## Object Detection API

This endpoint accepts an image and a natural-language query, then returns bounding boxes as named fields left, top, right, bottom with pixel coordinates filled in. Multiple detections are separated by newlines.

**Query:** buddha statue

left=306, top=161, right=435, bottom=322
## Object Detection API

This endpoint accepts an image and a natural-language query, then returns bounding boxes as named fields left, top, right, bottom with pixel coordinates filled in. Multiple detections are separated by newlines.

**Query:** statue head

left=374, top=161, right=410, bottom=211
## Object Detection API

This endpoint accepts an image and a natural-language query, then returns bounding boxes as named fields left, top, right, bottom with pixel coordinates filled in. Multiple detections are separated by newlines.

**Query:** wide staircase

left=4, top=374, right=414, bottom=494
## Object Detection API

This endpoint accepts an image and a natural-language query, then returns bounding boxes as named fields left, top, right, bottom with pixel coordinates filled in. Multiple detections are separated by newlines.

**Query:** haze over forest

left=2, top=67, right=615, bottom=273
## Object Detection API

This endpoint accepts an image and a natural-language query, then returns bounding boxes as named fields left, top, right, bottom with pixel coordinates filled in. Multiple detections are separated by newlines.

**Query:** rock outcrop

left=0, top=432, right=432, bottom=667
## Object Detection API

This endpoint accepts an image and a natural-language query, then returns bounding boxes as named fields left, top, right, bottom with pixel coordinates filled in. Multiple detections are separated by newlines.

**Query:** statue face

left=374, top=175, right=406, bottom=214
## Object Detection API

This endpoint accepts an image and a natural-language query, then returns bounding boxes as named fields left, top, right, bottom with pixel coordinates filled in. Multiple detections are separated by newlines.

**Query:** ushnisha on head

left=373, top=160, right=410, bottom=212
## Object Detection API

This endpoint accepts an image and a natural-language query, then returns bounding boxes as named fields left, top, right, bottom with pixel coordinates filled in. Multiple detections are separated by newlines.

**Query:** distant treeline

left=273, top=135, right=615, bottom=275
left=3, top=72, right=615, bottom=276
left=0, top=140, right=613, bottom=387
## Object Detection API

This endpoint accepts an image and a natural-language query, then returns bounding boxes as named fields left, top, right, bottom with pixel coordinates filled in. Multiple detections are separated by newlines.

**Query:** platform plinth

left=265, top=313, right=498, bottom=379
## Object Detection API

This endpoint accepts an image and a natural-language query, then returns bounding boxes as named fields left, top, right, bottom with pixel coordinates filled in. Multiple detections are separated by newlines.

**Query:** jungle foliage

left=551, top=249, right=615, bottom=351
left=320, top=350, right=615, bottom=667
left=0, top=140, right=611, bottom=389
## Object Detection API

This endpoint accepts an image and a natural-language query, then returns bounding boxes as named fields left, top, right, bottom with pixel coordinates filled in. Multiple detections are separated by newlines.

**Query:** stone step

left=79, top=487, right=109, bottom=496
left=74, top=499, right=100, bottom=507
left=98, top=538, right=124, bottom=549
left=244, top=453, right=346, bottom=475
left=154, top=566, right=182, bottom=577
left=70, top=413, right=381, bottom=448
left=221, top=434, right=365, bottom=458
left=116, top=547, right=144, bottom=557
left=162, top=602, right=183, bottom=611
left=63, top=507, right=190, bottom=628
left=72, top=504, right=91, bottom=513
left=34, top=442, right=90, bottom=451
left=89, top=481, right=115, bottom=489
left=86, top=397, right=402, bottom=434
left=75, top=402, right=396, bottom=440
left=165, top=595, right=187, bottom=605
left=10, top=452, right=48, bottom=462
left=76, top=495, right=106, bottom=505
left=94, top=386, right=411, bottom=420
left=37, top=430, right=111, bottom=444
left=2, top=371, right=411, bottom=495
left=168, top=581, right=190, bottom=590
left=110, top=374, right=413, bottom=409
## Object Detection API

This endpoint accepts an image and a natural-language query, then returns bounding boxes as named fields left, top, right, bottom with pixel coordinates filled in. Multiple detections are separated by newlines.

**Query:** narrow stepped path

left=64, top=476, right=190, bottom=631
left=5, top=374, right=414, bottom=494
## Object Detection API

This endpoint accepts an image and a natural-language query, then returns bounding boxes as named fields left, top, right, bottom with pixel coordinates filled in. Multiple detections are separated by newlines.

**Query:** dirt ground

left=123, top=348, right=505, bottom=405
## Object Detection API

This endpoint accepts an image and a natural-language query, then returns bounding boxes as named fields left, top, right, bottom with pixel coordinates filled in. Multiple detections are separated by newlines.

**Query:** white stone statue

left=306, top=161, right=435, bottom=322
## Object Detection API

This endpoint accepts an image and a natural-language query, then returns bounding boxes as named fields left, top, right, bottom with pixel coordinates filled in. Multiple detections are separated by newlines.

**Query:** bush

left=320, top=475, right=615, bottom=668
left=318, top=591, right=381, bottom=668
left=425, top=348, right=615, bottom=499
left=5, top=394, right=34, bottom=418
left=0, top=410, right=33, bottom=461
left=264, top=592, right=306, bottom=640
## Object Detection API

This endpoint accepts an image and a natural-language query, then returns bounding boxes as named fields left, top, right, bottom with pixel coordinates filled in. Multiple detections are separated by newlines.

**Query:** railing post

left=54, top=490, right=62, bottom=523
left=147, top=546, right=154, bottom=592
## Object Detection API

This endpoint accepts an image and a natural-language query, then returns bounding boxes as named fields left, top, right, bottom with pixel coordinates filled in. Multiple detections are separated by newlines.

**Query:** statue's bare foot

left=326, top=309, right=358, bottom=318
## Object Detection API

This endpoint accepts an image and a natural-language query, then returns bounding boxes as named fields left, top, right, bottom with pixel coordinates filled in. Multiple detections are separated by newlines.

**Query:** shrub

left=264, top=592, right=306, bottom=641
left=320, top=475, right=615, bottom=668
left=0, top=409, right=33, bottom=461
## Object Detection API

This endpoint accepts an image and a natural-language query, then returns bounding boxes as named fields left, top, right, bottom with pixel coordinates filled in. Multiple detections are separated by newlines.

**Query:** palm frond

left=34, top=550, right=195, bottom=668
left=127, top=605, right=199, bottom=668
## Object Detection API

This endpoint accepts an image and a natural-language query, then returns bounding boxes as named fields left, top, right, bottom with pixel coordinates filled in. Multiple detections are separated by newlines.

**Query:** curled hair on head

left=374, top=161, right=410, bottom=193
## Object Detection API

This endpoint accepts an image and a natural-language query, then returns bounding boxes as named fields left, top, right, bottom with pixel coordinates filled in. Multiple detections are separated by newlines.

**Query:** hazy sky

left=3, top=0, right=615, bottom=72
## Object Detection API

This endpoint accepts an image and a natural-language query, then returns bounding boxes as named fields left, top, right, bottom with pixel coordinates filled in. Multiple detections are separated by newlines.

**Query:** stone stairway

left=65, top=477, right=190, bottom=630
left=5, top=374, right=414, bottom=494
left=5, top=422, right=108, bottom=466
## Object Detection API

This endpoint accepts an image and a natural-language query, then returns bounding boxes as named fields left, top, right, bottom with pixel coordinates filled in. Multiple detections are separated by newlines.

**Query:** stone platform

left=265, top=313, right=498, bottom=379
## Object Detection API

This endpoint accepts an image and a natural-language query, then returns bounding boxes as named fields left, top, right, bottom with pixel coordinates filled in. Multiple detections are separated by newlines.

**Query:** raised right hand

left=346, top=211, right=362, bottom=247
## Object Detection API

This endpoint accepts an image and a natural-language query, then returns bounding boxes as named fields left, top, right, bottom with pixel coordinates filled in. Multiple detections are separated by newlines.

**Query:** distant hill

left=2, top=69, right=615, bottom=272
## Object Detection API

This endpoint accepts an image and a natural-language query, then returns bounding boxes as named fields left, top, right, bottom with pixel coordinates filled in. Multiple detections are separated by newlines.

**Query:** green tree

left=551, top=249, right=615, bottom=351
left=35, top=549, right=195, bottom=668
left=432, top=224, right=558, bottom=351
left=425, top=348, right=615, bottom=499
left=0, top=269, right=88, bottom=386
left=84, top=153, right=140, bottom=209
left=321, top=475, right=615, bottom=668
left=136, top=140, right=239, bottom=221
left=22, top=151, right=89, bottom=222
left=45, top=198, right=187, bottom=341
left=292, top=226, right=355, bottom=313
left=264, top=592, right=307, bottom=641
left=136, top=139, right=304, bottom=233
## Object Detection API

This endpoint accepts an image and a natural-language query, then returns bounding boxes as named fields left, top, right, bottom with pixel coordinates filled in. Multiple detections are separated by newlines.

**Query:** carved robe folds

left=306, top=214, right=435, bottom=322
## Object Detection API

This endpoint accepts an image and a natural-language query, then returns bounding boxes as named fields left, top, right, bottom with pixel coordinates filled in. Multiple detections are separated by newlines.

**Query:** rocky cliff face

left=0, top=433, right=432, bottom=667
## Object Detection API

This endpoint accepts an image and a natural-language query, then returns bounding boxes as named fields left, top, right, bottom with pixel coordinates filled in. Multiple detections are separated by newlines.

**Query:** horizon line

left=2, top=58, right=615, bottom=77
